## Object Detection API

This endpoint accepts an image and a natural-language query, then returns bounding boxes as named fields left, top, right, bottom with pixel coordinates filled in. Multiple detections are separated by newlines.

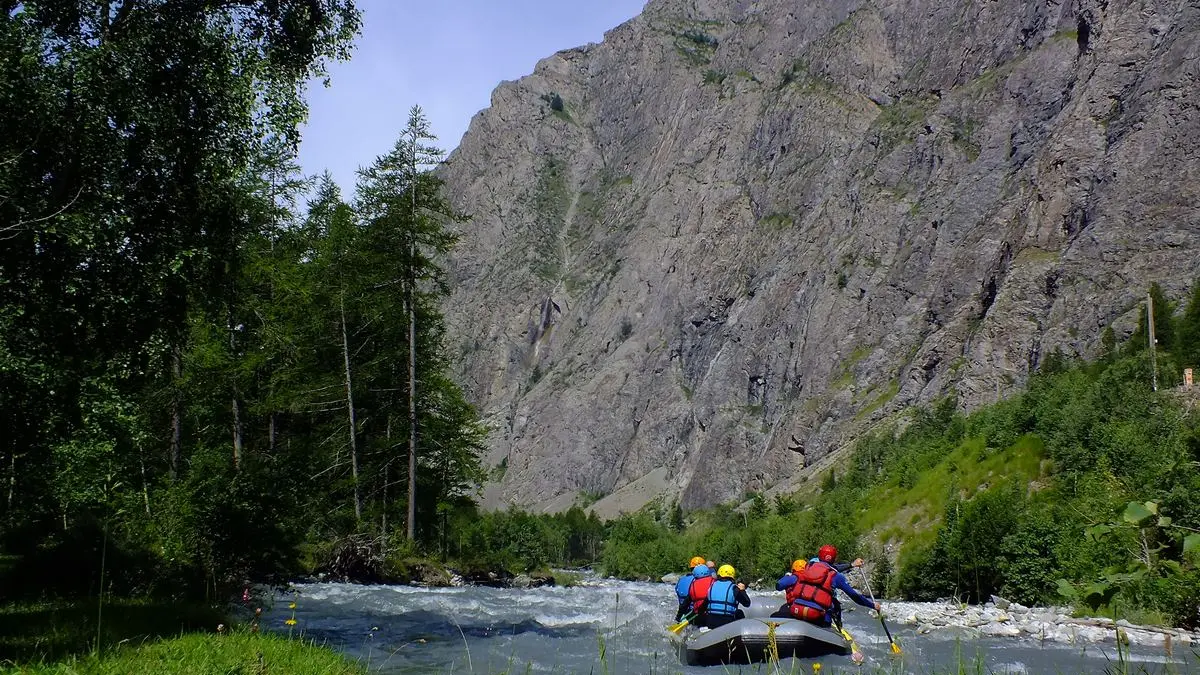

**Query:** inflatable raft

left=678, top=616, right=851, bottom=666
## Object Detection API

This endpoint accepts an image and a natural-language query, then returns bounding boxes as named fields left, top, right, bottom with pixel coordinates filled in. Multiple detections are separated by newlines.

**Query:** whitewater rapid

left=257, top=576, right=1198, bottom=673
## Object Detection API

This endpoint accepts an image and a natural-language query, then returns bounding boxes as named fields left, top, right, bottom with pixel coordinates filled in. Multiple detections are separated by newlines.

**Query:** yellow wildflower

left=285, top=618, right=297, bottom=626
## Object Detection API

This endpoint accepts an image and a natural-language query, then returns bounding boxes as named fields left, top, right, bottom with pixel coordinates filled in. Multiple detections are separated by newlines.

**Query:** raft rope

left=762, top=620, right=782, bottom=664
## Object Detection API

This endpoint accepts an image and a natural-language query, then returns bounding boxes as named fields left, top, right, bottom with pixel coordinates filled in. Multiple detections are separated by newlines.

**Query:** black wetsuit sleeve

left=736, top=587, right=752, bottom=607
left=676, top=599, right=690, bottom=620
left=834, top=562, right=853, bottom=573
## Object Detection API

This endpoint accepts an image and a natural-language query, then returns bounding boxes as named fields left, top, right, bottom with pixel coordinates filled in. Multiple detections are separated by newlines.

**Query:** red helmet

left=817, top=545, right=838, bottom=563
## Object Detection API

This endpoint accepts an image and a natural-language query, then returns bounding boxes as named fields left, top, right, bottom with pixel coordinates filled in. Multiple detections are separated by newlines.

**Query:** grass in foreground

left=4, top=631, right=365, bottom=675
left=0, top=599, right=225, bottom=665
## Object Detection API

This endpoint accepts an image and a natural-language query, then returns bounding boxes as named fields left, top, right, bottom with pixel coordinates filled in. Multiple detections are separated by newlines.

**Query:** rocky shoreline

left=885, top=598, right=1198, bottom=648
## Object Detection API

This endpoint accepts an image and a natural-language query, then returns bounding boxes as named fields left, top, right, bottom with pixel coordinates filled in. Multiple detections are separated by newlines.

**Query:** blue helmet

left=692, top=564, right=710, bottom=577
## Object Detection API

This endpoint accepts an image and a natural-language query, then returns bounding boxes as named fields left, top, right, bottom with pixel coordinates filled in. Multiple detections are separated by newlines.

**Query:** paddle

left=668, top=610, right=697, bottom=634
left=831, top=615, right=864, bottom=665
left=858, top=567, right=902, bottom=655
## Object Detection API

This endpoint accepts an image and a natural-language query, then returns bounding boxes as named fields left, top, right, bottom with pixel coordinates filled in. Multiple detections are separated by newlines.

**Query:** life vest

left=791, top=561, right=837, bottom=617
left=689, top=575, right=715, bottom=611
left=706, top=579, right=739, bottom=616
left=675, top=574, right=694, bottom=602
left=784, top=577, right=805, bottom=604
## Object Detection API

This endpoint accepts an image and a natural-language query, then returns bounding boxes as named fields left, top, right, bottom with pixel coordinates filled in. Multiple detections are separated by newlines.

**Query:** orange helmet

left=818, top=545, right=838, bottom=563
left=689, top=556, right=705, bottom=568
left=791, top=559, right=807, bottom=574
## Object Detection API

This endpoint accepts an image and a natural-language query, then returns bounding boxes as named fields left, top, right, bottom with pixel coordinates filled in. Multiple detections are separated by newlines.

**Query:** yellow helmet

left=717, top=564, right=736, bottom=578
left=689, top=556, right=705, bottom=568
left=791, top=559, right=807, bottom=574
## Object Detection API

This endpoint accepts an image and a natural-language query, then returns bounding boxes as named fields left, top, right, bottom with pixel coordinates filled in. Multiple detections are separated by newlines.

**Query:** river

left=259, top=576, right=1198, bottom=674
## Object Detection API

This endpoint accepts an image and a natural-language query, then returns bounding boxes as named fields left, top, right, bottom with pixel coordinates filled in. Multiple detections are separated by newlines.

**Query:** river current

left=259, top=576, right=1198, bottom=674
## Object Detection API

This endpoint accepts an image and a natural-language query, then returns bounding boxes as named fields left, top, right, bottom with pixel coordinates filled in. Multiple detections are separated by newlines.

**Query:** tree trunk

left=268, top=412, right=277, bottom=453
left=6, top=451, right=13, bottom=523
left=229, top=314, right=242, bottom=470
left=170, top=344, right=181, bottom=479
left=139, top=449, right=151, bottom=517
left=406, top=140, right=419, bottom=542
left=406, top=279, right=417, bottom=541
left=382, top=415, right=390, bottom=535
left=341, top=292, right=362, bottom=524
left=232, top=392, right=243, bottom=469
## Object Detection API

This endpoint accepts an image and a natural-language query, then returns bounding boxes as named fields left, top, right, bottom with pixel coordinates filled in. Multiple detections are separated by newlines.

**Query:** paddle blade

left=667, top=618, right=690, bottom=634
left=890, top=641, right=903, bottom=654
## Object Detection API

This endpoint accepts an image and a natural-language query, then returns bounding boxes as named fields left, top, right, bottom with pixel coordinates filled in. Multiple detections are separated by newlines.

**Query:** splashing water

left=260, top=576, right=1198, bottom=674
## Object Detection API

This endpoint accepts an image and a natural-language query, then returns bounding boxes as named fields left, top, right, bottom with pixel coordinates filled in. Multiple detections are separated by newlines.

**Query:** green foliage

left=759, top=213, right=794, bottom=230
left=0, top=42, right=486, bottom=605
left=1126, top=282, right=1175, bottom=356
left=445, top=505, right=605, bottom=573
left=0, top=599, right=224, bottom=664
left=1178, top=280, right=1200, bottom=369
left=873, top=95, right=935, bottom=153
left=820, top=469, right=838, bottom=493
left=0, top=0, right=365, bottom=606
left=598, top=284, right=1200, bottom=627
left=748, top=493, right=769, bottom=520
left=950, top=116, right=981, bottom=161
left=668, top=502, right=685, bottom=532
left=541, top=92, right=565, bottom=112
left=13, top=630, right=364, bottom=675
left=669, top=24, right=719, bottom=66
left=773, top=494, right=797, bottom=517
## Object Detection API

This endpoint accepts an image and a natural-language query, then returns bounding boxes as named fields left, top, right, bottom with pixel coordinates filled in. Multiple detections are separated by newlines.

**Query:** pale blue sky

left=298, top=0, right=648, bottom=192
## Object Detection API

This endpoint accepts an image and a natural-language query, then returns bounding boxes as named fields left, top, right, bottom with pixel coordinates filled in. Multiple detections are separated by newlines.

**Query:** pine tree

left=1178, top=279, right=1200, bottom=369
left=354, top=106, right=480, bottom=541
left=1150, top=282, right=1175, bottom=353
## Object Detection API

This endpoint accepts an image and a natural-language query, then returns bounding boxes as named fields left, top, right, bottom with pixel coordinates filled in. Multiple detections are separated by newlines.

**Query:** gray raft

left=678, top=616, right=851, bottom=666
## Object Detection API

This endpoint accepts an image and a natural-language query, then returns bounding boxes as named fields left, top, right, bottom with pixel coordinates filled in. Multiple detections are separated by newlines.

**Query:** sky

left=298, top=0, right=648, bottom=194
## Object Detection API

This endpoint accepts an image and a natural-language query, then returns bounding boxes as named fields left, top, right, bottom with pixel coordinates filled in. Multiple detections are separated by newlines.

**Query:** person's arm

left=775, top=573, right=797, bottom=591
left=676, top=600, right=689, bottom=621
left=833, top=559, right=865, bottom=573
left=735, top=585, right=752, bottom=607
left=833, top=573, right=877, bottom=610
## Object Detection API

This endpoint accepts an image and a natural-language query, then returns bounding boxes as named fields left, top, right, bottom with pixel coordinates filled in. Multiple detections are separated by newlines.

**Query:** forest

left=0, top=0, right=489, bottom=604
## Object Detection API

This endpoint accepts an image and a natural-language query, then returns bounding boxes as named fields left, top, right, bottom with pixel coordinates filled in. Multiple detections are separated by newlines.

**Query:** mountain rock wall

left=438, top=0, right=1200, bottom=513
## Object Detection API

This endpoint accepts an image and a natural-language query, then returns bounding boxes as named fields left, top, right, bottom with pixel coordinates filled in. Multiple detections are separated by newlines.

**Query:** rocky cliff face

left=438, top=0, right=1200, bottom=514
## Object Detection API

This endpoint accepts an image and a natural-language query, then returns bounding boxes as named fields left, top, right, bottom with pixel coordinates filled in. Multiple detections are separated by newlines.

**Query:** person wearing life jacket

left=705, top=560, right=717, bottom=577
left=776, top=545, right=878, bottom=627
left=704, top=564, right=752, bottom=628
left=674, top=556, right=707, bottom=620
left=686, top=563, right=716, bottom=625
left=772, top=558, right=810, bottom=617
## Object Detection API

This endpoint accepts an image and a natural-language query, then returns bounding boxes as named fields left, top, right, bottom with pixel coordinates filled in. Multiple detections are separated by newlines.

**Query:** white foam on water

left=269, top=579, right=1200, bottom=674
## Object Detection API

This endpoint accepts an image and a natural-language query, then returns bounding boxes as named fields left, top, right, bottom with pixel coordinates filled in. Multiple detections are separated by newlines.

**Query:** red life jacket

left=792, top=561, right=837, bottom=611
left=689, top=575, right=715, bottom=611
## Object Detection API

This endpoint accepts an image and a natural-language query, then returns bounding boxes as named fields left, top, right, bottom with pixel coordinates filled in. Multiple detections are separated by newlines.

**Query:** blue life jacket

left=675, top=574, right=694, bottom=602
left=706, top=579, right=739, bottom=616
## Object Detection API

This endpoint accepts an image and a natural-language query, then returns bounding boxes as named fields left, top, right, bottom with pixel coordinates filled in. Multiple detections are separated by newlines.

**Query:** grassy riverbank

left=0, top=600, right=224, bottom=665
left=5, top=631, right=363, bottom=675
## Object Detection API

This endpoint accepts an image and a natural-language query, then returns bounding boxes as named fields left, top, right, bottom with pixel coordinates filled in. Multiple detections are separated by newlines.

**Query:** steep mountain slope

left=438, top=0, right=1200, bottom=514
